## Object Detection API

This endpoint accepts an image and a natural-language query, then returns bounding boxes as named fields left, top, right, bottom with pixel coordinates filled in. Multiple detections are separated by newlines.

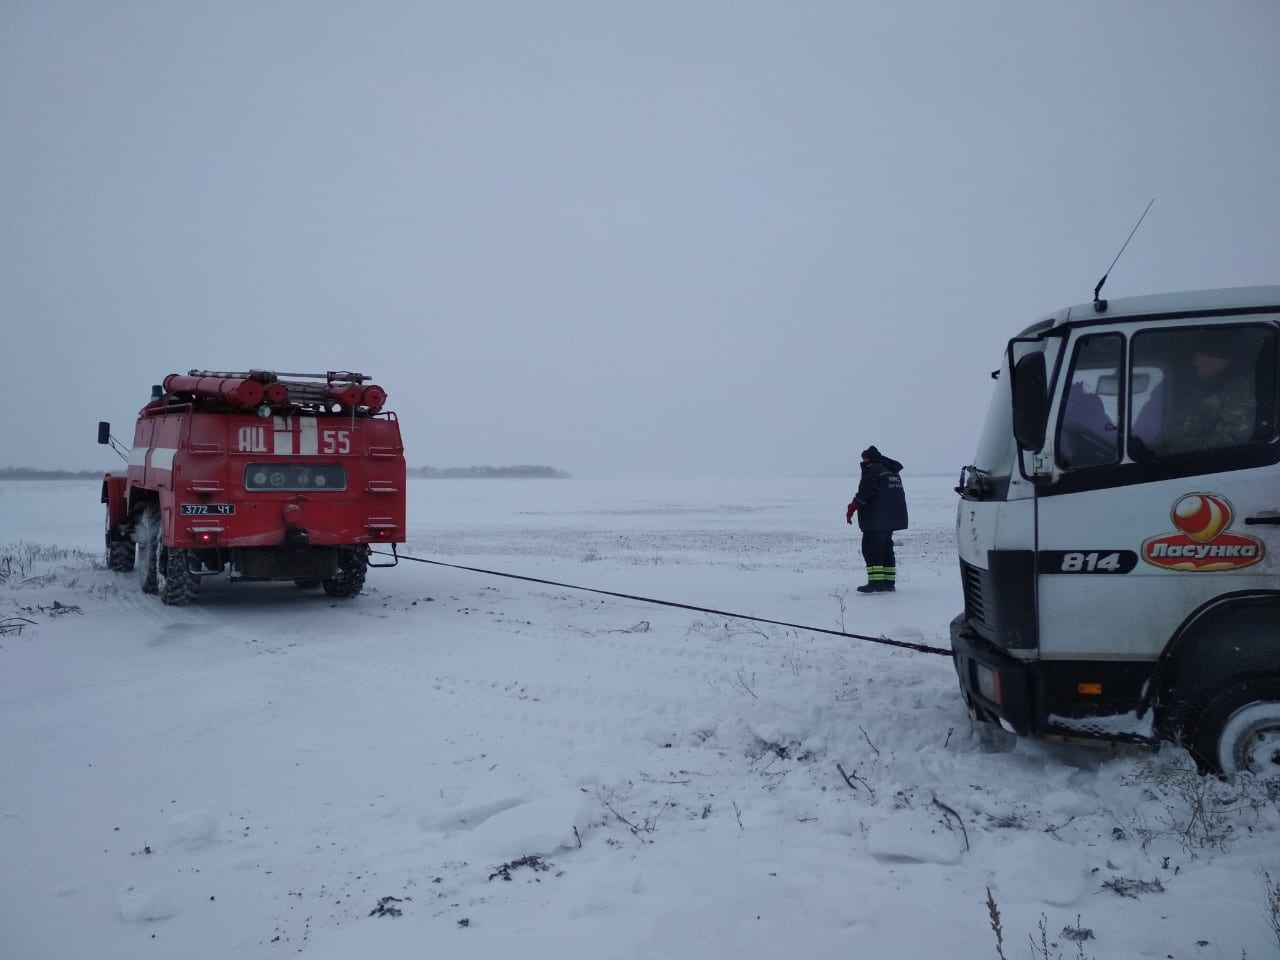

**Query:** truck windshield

left=971, top=359, right=1016, bottom=478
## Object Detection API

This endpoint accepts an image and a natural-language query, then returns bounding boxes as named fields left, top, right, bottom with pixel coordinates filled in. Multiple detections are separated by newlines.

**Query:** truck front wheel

left=105, top=506, right=135, bottom=572
left=322, top=546, right=368, bottom=599
left=1192, top=678, right=1280, bottom=779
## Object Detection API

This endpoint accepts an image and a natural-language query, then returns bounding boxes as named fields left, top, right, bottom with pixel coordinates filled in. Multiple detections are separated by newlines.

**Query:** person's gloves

left=845, top=500, right=858, bottom=524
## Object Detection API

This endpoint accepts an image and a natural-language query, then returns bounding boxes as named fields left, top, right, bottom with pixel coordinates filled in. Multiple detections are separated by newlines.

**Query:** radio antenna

left=1093, top=197, right=1155, bottom=313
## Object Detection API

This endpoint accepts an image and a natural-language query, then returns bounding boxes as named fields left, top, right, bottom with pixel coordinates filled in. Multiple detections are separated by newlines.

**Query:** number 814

left=1061, top=551, right=1123, bottom=573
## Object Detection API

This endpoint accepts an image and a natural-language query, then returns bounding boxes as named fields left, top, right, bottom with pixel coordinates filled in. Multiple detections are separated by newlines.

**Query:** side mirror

left=97, top=421, right=111, bottom=445
left=1011, top=353, right=1048, bottom=452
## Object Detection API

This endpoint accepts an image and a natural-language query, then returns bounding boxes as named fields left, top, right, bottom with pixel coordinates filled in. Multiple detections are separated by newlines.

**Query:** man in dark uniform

left=845, top=445, right=909, bottom=593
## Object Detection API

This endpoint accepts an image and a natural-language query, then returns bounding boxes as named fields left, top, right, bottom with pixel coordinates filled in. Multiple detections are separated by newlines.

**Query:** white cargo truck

left=952, top=285, right=1280, bottom=777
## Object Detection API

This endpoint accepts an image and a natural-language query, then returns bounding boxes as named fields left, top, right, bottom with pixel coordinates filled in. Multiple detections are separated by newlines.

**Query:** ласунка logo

left=1141, top=493, right=1264, bottom=571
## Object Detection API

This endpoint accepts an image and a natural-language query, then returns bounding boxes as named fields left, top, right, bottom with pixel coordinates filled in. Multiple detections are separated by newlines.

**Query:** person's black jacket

left=853, top=450, right=908, bottom=532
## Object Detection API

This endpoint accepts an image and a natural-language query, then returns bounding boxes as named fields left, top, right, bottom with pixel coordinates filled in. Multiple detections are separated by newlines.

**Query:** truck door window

left=1056, top=333, right=1122, bottom=470
left=1129, top=325, right=1277, bottom=458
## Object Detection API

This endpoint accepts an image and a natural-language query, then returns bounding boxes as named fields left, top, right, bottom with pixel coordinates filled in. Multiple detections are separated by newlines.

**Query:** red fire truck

left=98, top=370, right=406, bottom=605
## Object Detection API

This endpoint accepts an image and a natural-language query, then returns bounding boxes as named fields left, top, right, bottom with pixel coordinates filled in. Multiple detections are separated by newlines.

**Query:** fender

left=1147, top=590, right=1280, bottom=731
left=101, top=473, right=129, bottom=533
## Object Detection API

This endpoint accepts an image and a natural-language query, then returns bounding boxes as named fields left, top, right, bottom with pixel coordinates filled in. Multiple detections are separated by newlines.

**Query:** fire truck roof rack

left=165, top=370, right=386, bottom=414
left=186, top=370, right=371, bottom=385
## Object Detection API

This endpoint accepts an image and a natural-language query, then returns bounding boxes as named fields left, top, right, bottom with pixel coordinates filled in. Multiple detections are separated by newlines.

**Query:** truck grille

left=960, top=559, right=994, bottom=640
left=959, top=552, right=1038, bottom=650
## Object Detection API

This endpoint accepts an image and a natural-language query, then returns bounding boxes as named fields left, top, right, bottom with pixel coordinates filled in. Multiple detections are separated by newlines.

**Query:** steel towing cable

left=371, top=548, right=953, bottom=658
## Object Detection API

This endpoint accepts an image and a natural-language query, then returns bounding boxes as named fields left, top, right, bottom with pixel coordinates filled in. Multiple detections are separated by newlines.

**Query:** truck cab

left=952, top=286, right=1280, bottom=777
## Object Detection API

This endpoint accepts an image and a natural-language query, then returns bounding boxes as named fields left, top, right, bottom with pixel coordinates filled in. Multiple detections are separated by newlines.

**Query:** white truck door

left=1037, top=321, right=1280, bottom=663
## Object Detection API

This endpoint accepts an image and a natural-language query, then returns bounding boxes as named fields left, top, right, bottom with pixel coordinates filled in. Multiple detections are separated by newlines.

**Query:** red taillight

left=365, top=520, right=397, bottom=540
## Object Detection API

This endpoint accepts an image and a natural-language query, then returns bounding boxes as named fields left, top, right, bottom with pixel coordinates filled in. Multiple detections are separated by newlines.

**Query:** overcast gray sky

left=4, top=0, right=1278, bottom=477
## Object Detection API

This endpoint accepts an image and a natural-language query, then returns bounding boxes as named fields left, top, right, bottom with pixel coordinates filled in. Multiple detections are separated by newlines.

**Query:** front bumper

left=950, top=612, right=1034, bottom=735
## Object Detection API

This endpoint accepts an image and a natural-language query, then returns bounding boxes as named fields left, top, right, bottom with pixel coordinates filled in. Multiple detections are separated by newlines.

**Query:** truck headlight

left=976, top=664, right=1002, bottom=705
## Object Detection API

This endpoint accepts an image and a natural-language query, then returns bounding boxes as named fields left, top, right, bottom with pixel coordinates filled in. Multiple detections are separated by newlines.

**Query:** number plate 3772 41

left=180, top=503, right=236, bottom=516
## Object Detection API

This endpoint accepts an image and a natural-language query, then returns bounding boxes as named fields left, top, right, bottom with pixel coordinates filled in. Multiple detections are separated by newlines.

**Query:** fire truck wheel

left=1193, top=678, right=1280, bottom=780
left=107, top=540, right=136, bottom=572
left=105, top=506, right=136, bottom=573
left=136, top=507, right=160, bottom=595
left=160, top=548, right=201, bottom=606
left=322, top=546, right=368, bottom=599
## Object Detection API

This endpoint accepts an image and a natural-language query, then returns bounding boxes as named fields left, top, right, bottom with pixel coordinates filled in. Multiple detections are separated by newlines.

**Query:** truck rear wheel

left=136, top=506, right=160, bottom=594
left=105, top=506, right=135, bottom=572
left=160, top=548, right=201, bottom=606
left=1192, top=678, right=1280, bottom=779
left=322, top=546, right=368, bottom=599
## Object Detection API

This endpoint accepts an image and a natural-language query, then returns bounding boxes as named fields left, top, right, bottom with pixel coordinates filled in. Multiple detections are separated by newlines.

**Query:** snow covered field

left=2, top=475, right=1277, bottom=960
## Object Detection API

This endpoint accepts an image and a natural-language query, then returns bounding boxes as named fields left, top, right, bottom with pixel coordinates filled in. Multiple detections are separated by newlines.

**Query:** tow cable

left=372, top=549, right=953, bottom=658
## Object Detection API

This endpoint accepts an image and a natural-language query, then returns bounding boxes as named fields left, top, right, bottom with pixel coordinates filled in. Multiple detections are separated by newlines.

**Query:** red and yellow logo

left=1141, top=493, right=1264, bottom=572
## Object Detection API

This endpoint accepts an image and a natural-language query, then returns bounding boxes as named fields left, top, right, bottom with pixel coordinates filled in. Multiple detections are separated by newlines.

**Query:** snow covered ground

left=2, top=475, right=1277, bottom=960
